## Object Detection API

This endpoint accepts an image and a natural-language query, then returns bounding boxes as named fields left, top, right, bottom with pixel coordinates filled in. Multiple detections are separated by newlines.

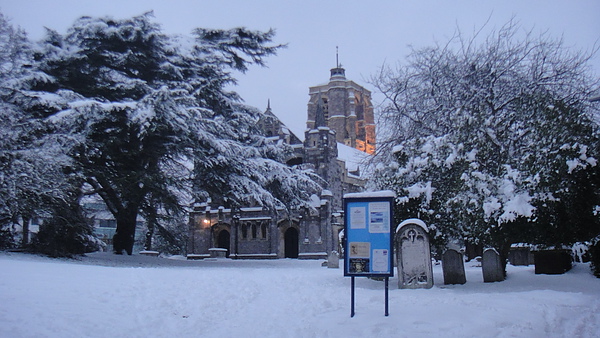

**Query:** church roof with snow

left=337, top=142, right=371, bottom=178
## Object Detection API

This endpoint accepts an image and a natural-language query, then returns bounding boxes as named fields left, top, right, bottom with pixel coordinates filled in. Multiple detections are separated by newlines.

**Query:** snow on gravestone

left=396, top=219, right=433, bottom=289
left=482, top=248, right=505, bottom=283
left=442, top=248, right=466, bottom=285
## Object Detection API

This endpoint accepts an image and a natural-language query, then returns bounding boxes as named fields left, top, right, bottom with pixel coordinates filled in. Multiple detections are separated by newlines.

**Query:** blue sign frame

left=343, top=192, right=394, bottom=278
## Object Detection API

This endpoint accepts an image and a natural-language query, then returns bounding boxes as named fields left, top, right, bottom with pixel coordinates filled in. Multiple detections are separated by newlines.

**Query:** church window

left=241, top=223, right=248, bottom=239
left=252, top=223, right=257, bottom=239
left=322, top=98, right=329, bottom=120
left=261, top=222, right=267, bottom=239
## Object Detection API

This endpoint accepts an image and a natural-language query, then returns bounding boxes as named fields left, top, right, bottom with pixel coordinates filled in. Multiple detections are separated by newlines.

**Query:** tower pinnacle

left=330, top=46, right=345, bottom=80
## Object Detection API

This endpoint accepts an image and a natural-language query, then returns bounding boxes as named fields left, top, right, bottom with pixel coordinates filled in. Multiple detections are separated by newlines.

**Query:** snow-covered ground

left=1, top=252, right=599, bottom=337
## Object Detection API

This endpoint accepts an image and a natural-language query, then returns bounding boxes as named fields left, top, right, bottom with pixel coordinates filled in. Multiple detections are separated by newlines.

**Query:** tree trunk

left=499, top=242, right=511, bottom=278
left=144, top=216, right=155, bottom=251
left=464, top=241, right=483, bottom=261
left=113, top=210, right=138, bottom=255
left=21, top=216, right=30, bottom=247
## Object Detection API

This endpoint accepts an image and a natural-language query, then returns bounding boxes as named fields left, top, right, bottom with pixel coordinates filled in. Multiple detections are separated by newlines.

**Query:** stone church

left=187, top=65, right=375, bottom=259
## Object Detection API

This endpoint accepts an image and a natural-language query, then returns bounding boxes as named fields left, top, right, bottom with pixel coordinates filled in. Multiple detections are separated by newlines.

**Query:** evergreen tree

left=26, top=12, right=319, bottom=255
left=31, top=186, right=102, bottom=257
left=0, top=12, right=75, bottom=248
left=0, top=12, right=31, bottom=247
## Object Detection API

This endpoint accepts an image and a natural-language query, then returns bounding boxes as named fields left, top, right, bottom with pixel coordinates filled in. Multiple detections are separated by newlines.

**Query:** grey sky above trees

left=1, top=0, right=598, bottom=139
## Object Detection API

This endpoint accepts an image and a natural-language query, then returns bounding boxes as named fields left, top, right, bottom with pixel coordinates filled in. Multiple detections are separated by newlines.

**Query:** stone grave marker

left=327, top=251, right=339, bottom=268
left=396, top=219, right=433, bottom=289
left=482, top=248, right=504, bottom=282
left=442, top=248, right=466, bottom=285
left=534, top=249, right=572, bottom=274
left=508, top=245, right=534, bottom=266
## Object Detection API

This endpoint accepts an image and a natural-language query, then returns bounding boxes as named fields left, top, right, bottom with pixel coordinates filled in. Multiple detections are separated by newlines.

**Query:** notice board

left=343, top=191, right=395, bottom=277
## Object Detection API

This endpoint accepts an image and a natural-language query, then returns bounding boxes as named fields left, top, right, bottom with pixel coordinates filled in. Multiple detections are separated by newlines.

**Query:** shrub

left=31, top=204, right=101, bottom=257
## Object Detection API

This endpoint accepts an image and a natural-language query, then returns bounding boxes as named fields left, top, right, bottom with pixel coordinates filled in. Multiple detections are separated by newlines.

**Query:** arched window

left=251, top=222, right=257, bottom=239
left=241, top=223, right=248, bottom=239
left=261, top=222, right=267, bottom=239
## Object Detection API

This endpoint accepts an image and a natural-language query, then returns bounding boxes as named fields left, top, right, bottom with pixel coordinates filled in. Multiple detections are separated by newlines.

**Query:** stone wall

left=188, top=198, right=335, bottom=260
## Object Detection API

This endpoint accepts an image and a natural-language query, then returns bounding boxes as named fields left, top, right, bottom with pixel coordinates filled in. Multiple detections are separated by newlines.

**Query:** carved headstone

left=442, top=249, right=466, bottom=285
left=482, top=248, right=504, bottom=282
left=396, top=219, right=433, bottom=289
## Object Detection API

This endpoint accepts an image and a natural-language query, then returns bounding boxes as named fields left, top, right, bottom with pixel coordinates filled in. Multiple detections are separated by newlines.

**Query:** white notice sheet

left=349, top=206, right=366, bottom=229
left=372, top=249, right=389, bottom=272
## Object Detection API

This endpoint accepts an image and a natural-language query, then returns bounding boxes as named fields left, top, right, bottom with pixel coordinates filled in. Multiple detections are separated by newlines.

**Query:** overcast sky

left=2, top=0, right=599, bottom=139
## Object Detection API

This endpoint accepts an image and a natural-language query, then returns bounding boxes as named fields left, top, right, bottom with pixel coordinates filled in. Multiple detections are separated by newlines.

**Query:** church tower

left=306, top=60, right=375, bottom=154
left=303, top=99, right=341, bottom=207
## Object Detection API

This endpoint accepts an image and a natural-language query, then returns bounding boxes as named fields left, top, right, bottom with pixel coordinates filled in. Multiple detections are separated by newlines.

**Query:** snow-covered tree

left=0, top=12, right=31, bottom=247
left=26, top=12, right=320, bottom=255
left=0, top=12, right=77, bottom=248
left=370, top=20, right=600, bottom=258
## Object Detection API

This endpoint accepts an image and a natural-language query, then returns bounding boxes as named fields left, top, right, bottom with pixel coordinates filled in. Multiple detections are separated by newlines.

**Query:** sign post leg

left=385, top=277, right=389, bottom=316
left=351, top=276, right=355, bottom=317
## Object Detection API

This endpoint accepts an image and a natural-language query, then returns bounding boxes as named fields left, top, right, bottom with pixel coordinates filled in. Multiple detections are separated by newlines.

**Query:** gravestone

left=534, top=250, right=572, bottom=274
left=442, top=249, right=466, bottom=285
left=327, top=251, right=340, bottom=269
left=396, top=219, right=433, bottom=289
left=209, top=247, right=227, bottom=259
left=508, top=245, right=534, bottom=266
left=482, top=248, right=504, bottom=282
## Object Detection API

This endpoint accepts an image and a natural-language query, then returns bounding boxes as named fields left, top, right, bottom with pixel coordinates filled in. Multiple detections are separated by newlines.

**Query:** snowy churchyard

left=1, top=251, right=599, bottom=337
left=0, top=4, right=599, bottom=338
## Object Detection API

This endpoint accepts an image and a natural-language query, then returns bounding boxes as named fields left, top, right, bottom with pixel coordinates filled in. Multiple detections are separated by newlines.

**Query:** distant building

left=83, top=195, right=145, bottom=251
left=187, top=65, right=373, bottom=259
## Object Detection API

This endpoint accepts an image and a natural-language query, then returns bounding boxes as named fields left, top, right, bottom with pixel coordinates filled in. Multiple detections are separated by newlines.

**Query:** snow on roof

left=308, top=129, right=334, bottom=134
left=337, top=142, right=371, bottom=174
left=280, top=125, right=291, bottom=135
left=320, top=190, right=333, bottom=197
left=344, top=190, right=396, bottom=199
left=396, top=218, right=428, bottom=233
left=240, top=207, right=264, bottom=212
left=239, top=216, right=271, bottom=221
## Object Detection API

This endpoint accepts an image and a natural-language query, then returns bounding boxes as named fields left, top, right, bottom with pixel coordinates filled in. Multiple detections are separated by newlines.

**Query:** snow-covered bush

left=370, top=20, right=600, bottom=253
left=0, top=220, right=17, bottom=250
left=571, top=242, right=589, bottom=263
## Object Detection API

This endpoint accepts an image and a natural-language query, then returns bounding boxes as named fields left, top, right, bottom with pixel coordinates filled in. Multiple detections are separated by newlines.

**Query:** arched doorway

left=284, top=227, right=299, bottom=258
left=217, top=229, right=230, bottom=257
